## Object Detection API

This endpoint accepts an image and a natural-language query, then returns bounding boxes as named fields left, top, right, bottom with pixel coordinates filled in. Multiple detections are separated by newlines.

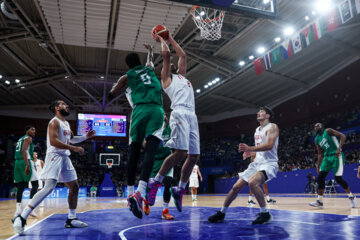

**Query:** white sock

left=260, top=206, right=268, bottom=213
left=318, top=195, right=323, bottom=202
left=137, top=180, right=147, bottom=198
left=194, top=195, right=197, bottom=199
left=68, top=209, right=76, bottom=219
left=179, top=181, right=187, bottom=190
left=348, top=192, right=354, bottom=198
left=220, top=206, right=227, bottom=213
left=192, top=194, right=195, bottom=199
left=127, top=186, right=134, bottom=197
left=163, top=202, right=169, bottom=210
left=248, top=196, right=252, bottom=201
left=155, top=173, right=164, bottom=183
left=21, top=206, right=33, bottom=219
left=266, top=195, right=271, bottom=201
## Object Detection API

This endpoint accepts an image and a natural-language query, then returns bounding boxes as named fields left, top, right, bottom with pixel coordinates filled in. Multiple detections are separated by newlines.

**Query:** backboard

left=169, top=0, right=278, bottom=18
left=99, top=153, right=120, bottom=167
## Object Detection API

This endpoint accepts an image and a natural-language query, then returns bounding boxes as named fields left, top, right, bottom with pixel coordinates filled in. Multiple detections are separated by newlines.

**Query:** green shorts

left=14, top=159, right=32, bottom=183
left=150, top=156, right=173, bottom=178
left=320, top=153, right=345, bottom=176
left=129, top=104, right=164, bottom=144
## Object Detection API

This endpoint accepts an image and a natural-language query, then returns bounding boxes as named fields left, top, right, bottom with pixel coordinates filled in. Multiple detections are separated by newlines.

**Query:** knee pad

left=335, top=176, right=348, bottom=189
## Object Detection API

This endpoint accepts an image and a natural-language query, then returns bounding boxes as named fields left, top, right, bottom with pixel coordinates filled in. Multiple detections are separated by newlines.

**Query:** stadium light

left=208, top=82, right=213, bottom=86
left=249, top=55, right=254, bottom=60
left=239, top=61, right=245, bottom=66
left=204, top=85, right=208, bottom=88
left=257, top=47, right=266, bottom=54
left=5, top=80, right=10, bottom=85
left=21, top=86, right=25, bottom=89
left=196, top=89, right=201, bottom=93
left=312, top=11, right=316, bottom=15
left=283, top=26, right=295, bottom=36
left=305, top=16, right=309, bottom=21
left=212, top=80, right=217, bottom=84
left=215, top=77, right=220, bottom=82
left=263, top=0, right=270, bottom=4
left=15, top=79, right=20, bottom=83
left=315, top=0, right=333, bottom=14
left=274, top=37, right=281, bottom=42
left=100, top=76, right=104, bottom=79
left=0, top=75, right=2, bottom=79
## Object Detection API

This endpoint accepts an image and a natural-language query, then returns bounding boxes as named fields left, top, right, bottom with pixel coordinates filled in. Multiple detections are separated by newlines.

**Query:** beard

left=60, top=109, right=70, bottom=116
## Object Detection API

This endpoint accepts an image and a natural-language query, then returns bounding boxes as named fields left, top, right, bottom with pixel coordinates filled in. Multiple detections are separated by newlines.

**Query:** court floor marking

left=118, top=218, right=321, bottom=240
left=7, top=213, right=54, bottom=240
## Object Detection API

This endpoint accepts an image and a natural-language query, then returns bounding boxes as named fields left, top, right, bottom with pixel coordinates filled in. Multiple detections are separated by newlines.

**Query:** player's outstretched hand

left=238, top=143, right=250, bottom=152
left=74, top=146, right=85, bottom=155
left=86, top=130, right=96, bottom=139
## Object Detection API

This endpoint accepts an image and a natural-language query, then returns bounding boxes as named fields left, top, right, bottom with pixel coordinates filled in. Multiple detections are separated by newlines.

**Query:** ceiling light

left=257, top=47, right=266, bottom=54
left=5, top=80, right=10, bottom=85
left=239, top=61, right=245, bottom=66
left=212, top=80, right=217, bottom=84
left=196, top=89, right=201, bottom=93
left=263, top=0, right=270, bottom=4
left=215, top=77, right=220, bottom=82
left=0, top=75, right=2, bottom=79
left=274, top=37, right=281, bottom=42
left=283, top=26, right=295, bottom=36
left=204, top=85, right=208, bottom=88
left=21, top=86, right=25, bottom=89
left=100, top=76, right=104, bottom=79
left=315, top=0, right=333, bottom=14
left=305, top=16, right=309, bottom=21
left=312, top=11, right=316, bottom=15
left=208, top=82, right=213, bottom=86
left=200, top=11, right=205, bottom=16
left=15, top=79, right=20, bottom=83
left=65, top=76, right=69, bottom=79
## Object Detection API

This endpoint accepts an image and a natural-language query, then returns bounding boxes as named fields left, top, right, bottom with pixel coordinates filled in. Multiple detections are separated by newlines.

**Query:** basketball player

left=309, top=123, right=356, bottom=208
left=33, top=152, right=44, bottom=190
left=144, top=115, right=175, bottom=220
left=208, top=107, right=279, bottom=224
left=27, top=153, right=40, bottom=217
left=189, top=164, right=202, bottom=201
left=12, top=126, right=36, bottom=220
left=108, top=44, right=164, bottom=219
left=244, top=154, right=276, bottom=205
left=13, top=100, right=95, bottom=234
left=147, top=31, right=200, bottom=213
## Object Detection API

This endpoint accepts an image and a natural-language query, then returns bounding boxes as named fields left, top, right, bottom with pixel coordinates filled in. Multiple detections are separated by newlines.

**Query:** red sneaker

left=127, top=191, right=143, bottom=219
left=161, top=208, right=174, bottom=220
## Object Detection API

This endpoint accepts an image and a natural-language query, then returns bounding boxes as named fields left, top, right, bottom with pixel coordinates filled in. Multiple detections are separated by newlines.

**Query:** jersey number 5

left=140, top=73, right=151, bottom=85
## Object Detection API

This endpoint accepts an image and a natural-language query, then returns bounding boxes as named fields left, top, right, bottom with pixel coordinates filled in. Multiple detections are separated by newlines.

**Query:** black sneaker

left=208, top=211, right=225, bottom=223
left=266, top=198, right=277, bottom=204
left=252, top=212, right=273, bottom=225
left=248, top=200, right=256, bottom=205
left=65, top=218, right=88, bottom=228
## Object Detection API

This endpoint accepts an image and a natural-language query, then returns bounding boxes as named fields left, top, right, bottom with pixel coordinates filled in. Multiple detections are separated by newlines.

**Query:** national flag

left=311, top=21, right=322, bottom=41
left=355, top=0, right=360, bottom=14
left=339, top=0, right=353, bottom=24
left=326, top=8, right=339, bottom=32
left=291, top=34, right=302, bottom=54
left=254, top=58, right=263, bottom=75
left=270, top=47, right=282, bottom=65
left=263, top=53, right=271, bottom=70
left=280, top=40, right=292, bottom=59
left=300, top=26, right=315, bottom=48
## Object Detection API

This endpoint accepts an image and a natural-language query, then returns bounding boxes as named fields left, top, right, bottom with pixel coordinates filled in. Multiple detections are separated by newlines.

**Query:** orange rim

left=190, top=6, right=225, bottom=23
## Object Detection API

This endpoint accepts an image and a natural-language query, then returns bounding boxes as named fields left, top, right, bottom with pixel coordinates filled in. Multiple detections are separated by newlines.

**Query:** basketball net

left=106, top=162, right=113, bottom=169
left=190, top=6, right=225, bottom=41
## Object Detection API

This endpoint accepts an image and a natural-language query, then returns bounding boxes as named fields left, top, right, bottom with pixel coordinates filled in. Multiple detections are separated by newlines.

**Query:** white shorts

left=189, top=177, right=199, bottom=188
left=238, top=161, right=278, bottom=183
left=166, top=108, right=200, bottom=155
left=41, top=153, right=77, bottom=183
left=29, top=160, right=38, bottom=182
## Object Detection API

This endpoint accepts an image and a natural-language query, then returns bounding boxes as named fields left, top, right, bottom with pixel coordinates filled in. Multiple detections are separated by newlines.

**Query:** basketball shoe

left=309, top=200, right=324, bottom=209
left=266, top=198, right=277, bottom=204
left=12, top=215, right=26, bottom=234
left=349, top=196, right=357, bottom=208
left=208, top=211, right=225, bottom=223
left=252, top=212, right=273, bottom=224
left=143, top=200, right=150, bottom=216
left=161, top=208, right=174, bottom=220
left=65, top=218, right=88, bottom=228
left=146, top=178, right=162, bottom=206
left=128, top=191, right=143, bottom=219
left=248, top=200, right=256, bottom=205
left=170, top=186, right=186, bottom=212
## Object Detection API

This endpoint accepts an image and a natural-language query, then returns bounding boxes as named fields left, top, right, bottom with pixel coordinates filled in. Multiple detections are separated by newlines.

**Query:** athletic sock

left=179, top=181, right=187, bottom=190
left=266, top=195, right=271, bottom=201
left=192, top=194, right=195, bottom=199
left=220, top=206, right=228, bottom=213
left=194, top=195, right=197, bottom=199
left=68, top=209, right=76, bottom=219
left=260, top=206, right=268, bottom=213
left=248, top=196, right=252, bottom=201
left=137, top=180, right=147, bottom=198
left=127, top=186, right=134, bottom=197
left=21, top=206, right=33, bottom=220
left=155, top=173, right=164, bottom=183
left=163, top=202, right=169, bottom=210
left=318, top=195, right=323, bottom=202
left=348, top=192, right=354, bottom=198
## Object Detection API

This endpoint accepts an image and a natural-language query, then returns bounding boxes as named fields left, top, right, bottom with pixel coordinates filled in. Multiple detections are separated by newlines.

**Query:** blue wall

left=215, top=163, right=360, bottom=193
left=22, top=187, right=87, bottom=199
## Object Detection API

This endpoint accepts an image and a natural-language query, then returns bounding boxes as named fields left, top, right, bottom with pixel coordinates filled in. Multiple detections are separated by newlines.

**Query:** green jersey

left=315, top=130, right=340, bottom=156
left=126, top=65, right=162, bottom=107
left=14, top=135, right=33, bottom=161
left=154, top=123, right=172, bottom=160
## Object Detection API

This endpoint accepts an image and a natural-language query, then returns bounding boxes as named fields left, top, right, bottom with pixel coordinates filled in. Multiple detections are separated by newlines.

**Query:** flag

left=254, top=58, right=263, bottom=75
left=300, top=26, right=314, bottom=48
left=291, top=34, right=302, bottom=54
left=311, top=21, right=322, bottom=40
left=270, top=47, right=282, bottom=65
left=355, top=0, right=360, bottom=14
left=263, top=53, right=271, bottom=70
left=326, top=8, right=339, bottom=32
left=339, top=0, right=353, bottom=24
left=280, top=40, right=292, bottom=59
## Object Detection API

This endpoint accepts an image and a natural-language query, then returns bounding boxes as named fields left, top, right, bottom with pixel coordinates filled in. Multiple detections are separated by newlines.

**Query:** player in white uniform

left=13, top=100, right=95, bottom=234
left=189, top=164, right=202, bottom=201
left=209, top=107, right=279, bottom=225
left=33, top=152, right=44, bottom=189
left=147, top=30, right=200, bottom=213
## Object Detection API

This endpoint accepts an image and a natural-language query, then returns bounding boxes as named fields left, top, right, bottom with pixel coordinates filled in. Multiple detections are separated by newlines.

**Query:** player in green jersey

left=309, top=123, right=356, bottom=208
left=143, top=115, right=174, bottom=220
left=12, top=125, right=36, bottom=220
left=109, top=44, right=164, bottom=219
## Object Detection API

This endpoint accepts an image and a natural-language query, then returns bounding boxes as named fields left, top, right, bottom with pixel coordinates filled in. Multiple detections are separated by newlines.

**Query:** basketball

left=152, top=25, right=169, bottom=41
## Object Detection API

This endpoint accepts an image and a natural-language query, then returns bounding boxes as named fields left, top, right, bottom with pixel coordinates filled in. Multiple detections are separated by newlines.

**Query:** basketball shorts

left=41, top=152, right=77, bottom=183
left=14, top=159, right=32, bottom=183
left=320, top=153, right=345, bottom=176
left=29, top=160, right=39, bottom=182
left=150, top=158, right=173, bottom=178
left=166, top=107, right=200, bottom=155
left=129, top=104, right=164, bottom=144
left=189, top=177, right=199, bottom=188
left=238, top=161, right=278, bottom=183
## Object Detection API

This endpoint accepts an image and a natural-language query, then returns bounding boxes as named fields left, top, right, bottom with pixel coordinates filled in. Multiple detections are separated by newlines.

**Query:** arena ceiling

left=0, top=0, right=359, bottom=122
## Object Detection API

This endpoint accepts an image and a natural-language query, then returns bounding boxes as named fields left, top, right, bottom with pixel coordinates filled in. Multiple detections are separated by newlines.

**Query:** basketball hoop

left=106, top=162, right=113, bottom=169
left=190, top=6, right=225, bottom=41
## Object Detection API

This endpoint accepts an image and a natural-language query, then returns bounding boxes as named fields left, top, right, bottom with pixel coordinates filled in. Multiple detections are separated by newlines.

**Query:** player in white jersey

left=189, top=164, right=202, bottom=201
left=33, top=152, right=44, bottom=189
left=146, top=30, right=200, bottom=213
left=13, top=100, right=95, bottom=234
left=209, top=106, right=279, bottom=225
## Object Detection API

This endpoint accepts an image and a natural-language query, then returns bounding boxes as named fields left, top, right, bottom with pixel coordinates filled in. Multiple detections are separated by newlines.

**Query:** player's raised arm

left=168, top=33, right=186, bottom=76
left=158, top=34, right=172, bottom=88
left=108, top=74, right=128, bottom=100
left=144, top=44, right=154, bottom=69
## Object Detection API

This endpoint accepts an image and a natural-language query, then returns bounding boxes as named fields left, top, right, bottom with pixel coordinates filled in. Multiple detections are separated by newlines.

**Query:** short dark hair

left=260, top=106, right=274, bottom=120
left=49, top=100, right=60, bottom=113
left=24, top=125, right=35, bottom=133
left=125, top=53, right=142, bottom=69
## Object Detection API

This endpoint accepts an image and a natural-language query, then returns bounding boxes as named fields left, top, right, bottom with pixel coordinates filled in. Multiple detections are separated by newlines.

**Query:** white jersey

left=190, top=165, right=199, bottom=178
left=35, top=159, right=43, bottom=175
left=163, top=74, right=195, bottom=111
left=254, top=123, right=278, bottom=163
left=46, top=117, right=72, bottom=156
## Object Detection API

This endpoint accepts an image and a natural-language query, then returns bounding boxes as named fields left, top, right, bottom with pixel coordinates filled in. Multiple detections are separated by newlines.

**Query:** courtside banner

left=22, top=187, right=87, bottom=199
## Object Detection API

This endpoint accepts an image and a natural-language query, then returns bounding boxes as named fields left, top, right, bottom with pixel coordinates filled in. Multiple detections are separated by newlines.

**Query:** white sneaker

left=309, top=200, right=324, bottom=209
left=13, top=215, right=26, bottom=234
left=349, top=196, right=357, bottom=208
left=65, top=218, right=88, bottom=228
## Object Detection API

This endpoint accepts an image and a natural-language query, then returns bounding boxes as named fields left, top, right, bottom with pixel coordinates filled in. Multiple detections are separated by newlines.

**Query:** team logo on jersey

left=64, top=130, right=71, bottom=136
left=51, top=157, right=55, bottom=161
